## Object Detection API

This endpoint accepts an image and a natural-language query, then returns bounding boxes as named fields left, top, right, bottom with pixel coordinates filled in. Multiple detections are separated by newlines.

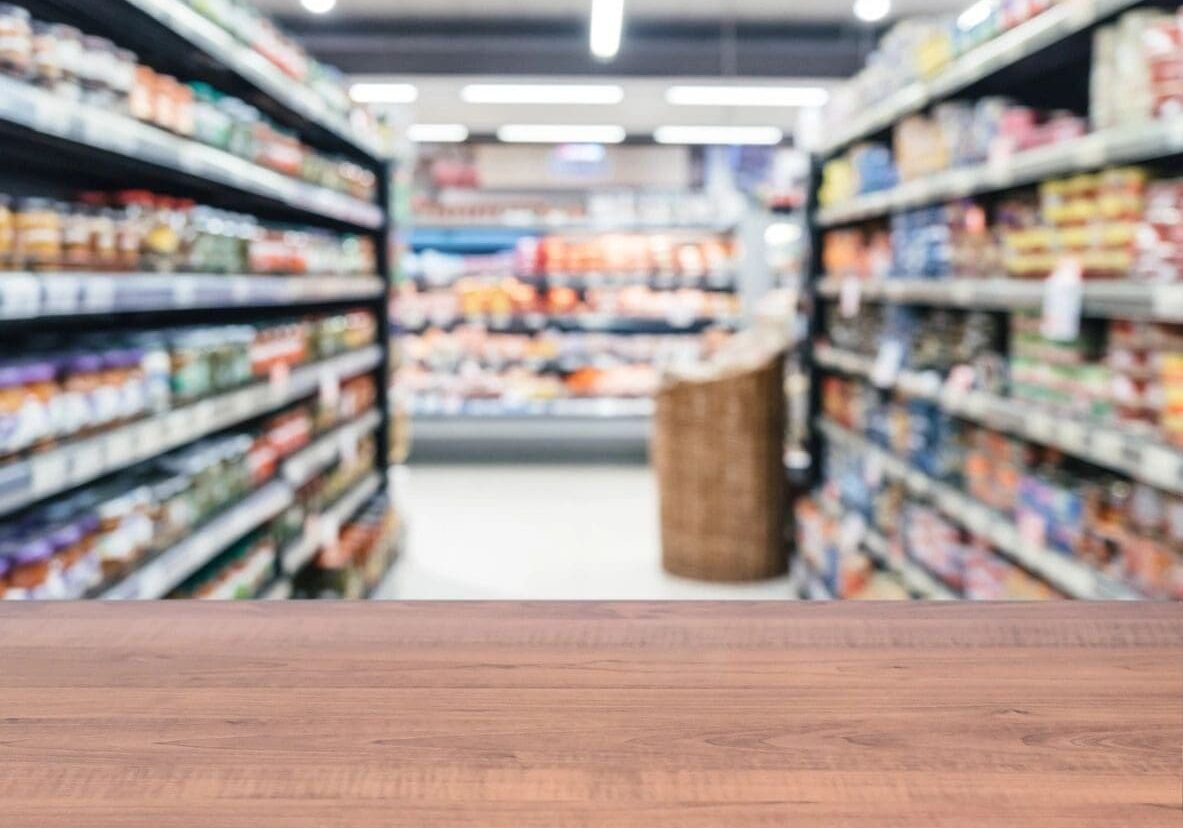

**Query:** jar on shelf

left=3, top=538, right=56, bottom=599
left=0, top=363, right=28, bottom=459
left=152, top=73, right=182, bottom=133
left=29, top=21, right=61, bottom=89
left=15, top=198, right=62, bottom=271
left=48, top=24, right=82, bottom=101
left=0, top=3, right=31, bottom=80
left=62, top=204, right=93, bottom=271
left=79, top=35, right=117, bottom=107
left=22, top=360, right=59, bottom=449
left=130, top=63, right=156, bottom=123
left=174, top=81, right=195, bottom=137
left=61, top=353, right=105, bottom=436
left=91, top=207, right=119, bottom=271
left=0, top=194, right=14, bottom=271
left=141, top=196, right=183, bottom=273
left=49, top=521, right=98, bottom=598
left=114, top=190, right=153, bottom=271
left=169, top=330, right=213, bottom=403
left=111, top=47, right=137, bottom=114
left=222, top=98, right=261, bottom=161
left=131, top=334, right=171, bottom=414
left=190, top=82, right=232, bottom=150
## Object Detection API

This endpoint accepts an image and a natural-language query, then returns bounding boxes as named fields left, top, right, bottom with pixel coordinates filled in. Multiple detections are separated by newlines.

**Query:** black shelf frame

left=0, top=1, right=397, bottom=597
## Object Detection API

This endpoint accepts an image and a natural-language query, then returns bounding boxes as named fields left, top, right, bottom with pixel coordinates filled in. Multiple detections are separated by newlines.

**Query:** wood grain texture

left=0, top=602, right=1179, bottom=827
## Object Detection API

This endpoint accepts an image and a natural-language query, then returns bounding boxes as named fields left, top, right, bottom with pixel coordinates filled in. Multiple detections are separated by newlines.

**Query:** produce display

left=0, top=2, right=376, bottom=199
left=0, top=189, right=376, bottom=275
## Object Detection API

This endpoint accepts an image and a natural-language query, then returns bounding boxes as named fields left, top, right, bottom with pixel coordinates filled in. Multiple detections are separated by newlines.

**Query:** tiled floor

left=377, top=464, right=794, bottom=600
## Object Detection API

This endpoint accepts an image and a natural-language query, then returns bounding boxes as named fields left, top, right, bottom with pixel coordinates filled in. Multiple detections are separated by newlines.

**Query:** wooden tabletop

left=0, top=602, right=1180, bottom=827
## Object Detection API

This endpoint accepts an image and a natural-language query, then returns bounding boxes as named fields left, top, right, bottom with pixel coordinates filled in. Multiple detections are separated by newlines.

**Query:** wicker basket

left=653, top=351, right=789, bottom=582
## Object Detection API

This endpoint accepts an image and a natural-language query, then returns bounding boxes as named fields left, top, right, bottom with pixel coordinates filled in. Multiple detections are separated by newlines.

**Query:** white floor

left=378, top=464, right=794, bottom=600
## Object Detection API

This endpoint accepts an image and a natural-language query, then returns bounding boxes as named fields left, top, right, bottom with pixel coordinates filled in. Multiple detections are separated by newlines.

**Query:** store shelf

left=282, top=410, right=383, bottom=488
left=0, top=345, right=383, bottom=519
left=818, top=418, right=1143, bottom=600
left=99, top=479, right=293, bottom=599
left=815, top=344, right=1183, bottom=496
left=542, top=272, right=738, bottom=292
left=398, top=314, right=739, bottom=335
left=113, top=0, right=383, bottom=162
left=819, top=0, right=1139, bottom=156
left=0, top=74, right=384, bottom=230
left=411, top=398, right=655, bottom=419
left=817, top=116, right=1183, bottom=226
left=256, top=577, right=294, bottom=600
left=816, top=493, right=958, bottom=600
left=414, top=221, right=737, bottom=234
left=0, top=273, right=385, bottom=321
left=281, top=473, right=382, bottom=577
left=816, top=276, right=1183, bottom=321
left=862, top=529, right=960, bottom=601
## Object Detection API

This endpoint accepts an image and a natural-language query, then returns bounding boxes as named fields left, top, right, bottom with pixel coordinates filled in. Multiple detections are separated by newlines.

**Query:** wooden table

left=1, top=602, right=1180, bottom=826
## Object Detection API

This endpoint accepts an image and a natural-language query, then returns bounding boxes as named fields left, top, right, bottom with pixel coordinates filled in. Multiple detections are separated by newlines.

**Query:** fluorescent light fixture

left=407, top=124, right=470, bottom=143
left=957, top=0, right=993, bottom=30
left=497, top=124, right=627, bottom=144
left=590, top=0, right=625, bottom=61
left=349, top=82, right=419, bottom=104
left=653, top=126, right=784, bottom=146
left=666, top=85, right=829, bottom=108
left=302, top=0, right=336, bottom=12
left=461, top=84, right=625, bottom=105
left=853, top=0, right=891, bottom=23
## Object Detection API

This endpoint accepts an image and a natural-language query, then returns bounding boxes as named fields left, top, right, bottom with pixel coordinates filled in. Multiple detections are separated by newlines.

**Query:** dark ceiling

left=277, top=15, right=881, bottom=77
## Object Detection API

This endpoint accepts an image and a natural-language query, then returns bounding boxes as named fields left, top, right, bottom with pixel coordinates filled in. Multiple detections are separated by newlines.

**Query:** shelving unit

left=26, top=0, right=384, bottom=162
left=819, top=0, right=1139, bottom=155
left=0, top=75, right=383, bottom=229
left=0, top=1, right=398, bottom=601
left=0, top=274, right=384, bottom=321
left=818, top=117, right=1183, bottom=227
left=801, top=0, right=1182, bottom=602
left=400, top=215, right=743, bottom=458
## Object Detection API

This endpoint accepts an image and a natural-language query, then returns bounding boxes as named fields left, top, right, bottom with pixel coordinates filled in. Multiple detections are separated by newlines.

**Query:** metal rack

left=0, top=1, right=397, bottom=599
left=802, top=0, right=1168, bottom=602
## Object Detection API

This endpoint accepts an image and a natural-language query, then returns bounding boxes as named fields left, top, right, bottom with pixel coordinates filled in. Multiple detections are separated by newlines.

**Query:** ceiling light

left=349, top=83, right=419, bottom=104
left=957, top=0, right=993, bottom=30
left=497, top=125, right=628, bottom=144
left=653, top=126, right=784, bottom=146
left=301, top=0, right=336, bottom=12
left=590, top=0, right=625, bottom=61
left=666, top=85, right=829, bottom=108
left=407, top=124, right=470, bottom=143
left=853, top=0, right=891, bottom=23
left=461, top=84, right=625, bottom=105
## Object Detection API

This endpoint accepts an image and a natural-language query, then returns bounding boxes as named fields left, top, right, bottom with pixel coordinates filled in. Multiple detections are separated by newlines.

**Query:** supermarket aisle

left=380, top=464, right=793, bottom=600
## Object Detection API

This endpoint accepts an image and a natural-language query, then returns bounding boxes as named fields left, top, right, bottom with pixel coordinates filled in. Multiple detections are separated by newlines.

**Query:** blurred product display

left=801, top=0, right=1183, bottom=602
left=399, top=215, right=742, bottom=422
left=0, top=0, right=399, bottom=601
